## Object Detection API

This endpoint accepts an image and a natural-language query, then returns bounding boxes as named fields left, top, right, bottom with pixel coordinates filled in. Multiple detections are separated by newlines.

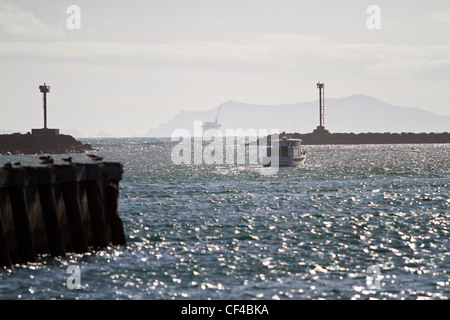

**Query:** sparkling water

left=0, top=138, right=449, bottom=300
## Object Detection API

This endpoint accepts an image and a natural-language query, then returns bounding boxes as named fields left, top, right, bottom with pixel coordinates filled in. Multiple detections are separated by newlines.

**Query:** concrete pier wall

left=0, top=161, right=126, bottom=267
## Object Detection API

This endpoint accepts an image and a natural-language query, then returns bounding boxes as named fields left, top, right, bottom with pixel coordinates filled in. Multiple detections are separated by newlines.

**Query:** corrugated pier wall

left=0, top=161, right=126, bottom=267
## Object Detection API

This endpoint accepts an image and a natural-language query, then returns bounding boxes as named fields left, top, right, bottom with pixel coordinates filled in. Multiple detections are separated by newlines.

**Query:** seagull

left=87, top=154, right=103, bottom=161
left=39, top=156, right=54, bottom=164
left=62, top=156, right=73, bottom=164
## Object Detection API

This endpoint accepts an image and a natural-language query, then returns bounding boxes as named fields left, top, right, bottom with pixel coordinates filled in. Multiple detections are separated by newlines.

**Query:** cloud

left=0, top=1, right=65, bottom=40
left=200, top=15, right=224, bottom=25
left=0, top=33, right=345, bottom=62
left=430, top=10, right=450, bottom=27
left=1, top=31, right=450, bottom=82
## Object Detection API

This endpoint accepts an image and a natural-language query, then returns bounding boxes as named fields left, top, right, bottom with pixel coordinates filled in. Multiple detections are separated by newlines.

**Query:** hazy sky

left=1, top=0, right=450, bottom=137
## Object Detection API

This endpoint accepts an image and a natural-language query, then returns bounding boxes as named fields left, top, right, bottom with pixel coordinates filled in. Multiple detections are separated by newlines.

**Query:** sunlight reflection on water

left=0, top=140, right=449, bottom=299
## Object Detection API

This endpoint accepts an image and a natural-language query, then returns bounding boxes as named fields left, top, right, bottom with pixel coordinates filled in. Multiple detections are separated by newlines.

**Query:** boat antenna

left=215, top=106, right=221, bottom=123
left=293, top=114, right=296, bottom=133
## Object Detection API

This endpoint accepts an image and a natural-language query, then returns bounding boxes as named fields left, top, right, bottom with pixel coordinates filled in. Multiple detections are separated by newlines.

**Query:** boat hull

left=262, top=137, right=306, bottom=168
left=262, top=155, right=306, bottom=168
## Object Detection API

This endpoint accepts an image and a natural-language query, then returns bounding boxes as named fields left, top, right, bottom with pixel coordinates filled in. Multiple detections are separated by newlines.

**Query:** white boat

left=202, top=120, right=221, bottom=132
left=202, top=106, right=222, bottom=132
left=262, top=137, right=306, bottom=167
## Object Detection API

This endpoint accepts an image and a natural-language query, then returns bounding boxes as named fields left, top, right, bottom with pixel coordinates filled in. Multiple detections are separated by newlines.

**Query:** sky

left=1, top=0, right=450, bottom=137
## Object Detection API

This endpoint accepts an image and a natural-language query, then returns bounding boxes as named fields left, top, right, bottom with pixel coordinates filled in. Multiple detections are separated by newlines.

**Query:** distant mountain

left=145, top=95, right=450, bottom=137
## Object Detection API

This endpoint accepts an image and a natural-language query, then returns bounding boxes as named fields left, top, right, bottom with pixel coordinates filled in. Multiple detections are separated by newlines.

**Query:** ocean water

left=0, top=138, right=449, bottom=300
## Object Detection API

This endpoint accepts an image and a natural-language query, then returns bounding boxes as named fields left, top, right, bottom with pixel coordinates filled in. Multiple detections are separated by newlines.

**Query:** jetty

left=0, top=83, right=92, bottom=155
left=0, top=132, right=92, bottom=155
left=257, top=82, right=450, bottom=145
left=285, top=129, right=450, bottom=145
left=0, top=159, right=126, bottom=267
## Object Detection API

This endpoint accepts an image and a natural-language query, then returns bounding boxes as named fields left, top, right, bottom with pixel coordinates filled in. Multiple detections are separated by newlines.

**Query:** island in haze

left=146, top=93, right=450, bottom=145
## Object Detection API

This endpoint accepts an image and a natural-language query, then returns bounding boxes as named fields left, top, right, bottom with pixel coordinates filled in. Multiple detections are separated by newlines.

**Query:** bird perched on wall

left=62, top=156, right=73, bottom=164
left=87, top=154, right=103, bottom=162
left=39, top=155, right=54, bottom=164
left=3, top=161, right=12, bottom=169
